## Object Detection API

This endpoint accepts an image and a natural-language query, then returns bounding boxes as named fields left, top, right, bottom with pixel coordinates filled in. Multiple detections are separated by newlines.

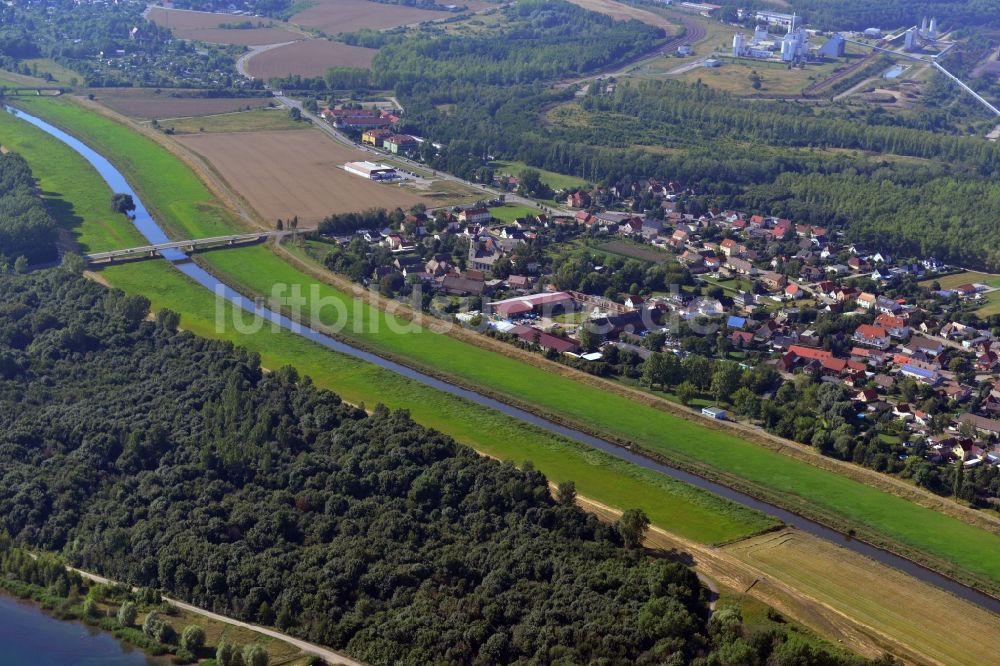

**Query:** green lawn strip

left=12, top=96, right=234, bottom=240
left=490, top=204, right=540, bottom=222
left=6, top=97, right=769, bottom=546
left=0, top=110, right=145, bottom=252
left=490, top=159, right=588, bottom=191
left=21, top=95, right=1000, bottom=591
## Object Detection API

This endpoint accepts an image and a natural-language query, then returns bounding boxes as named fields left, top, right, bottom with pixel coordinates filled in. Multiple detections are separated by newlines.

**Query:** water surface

left=0, top=594, right=160, bottom=665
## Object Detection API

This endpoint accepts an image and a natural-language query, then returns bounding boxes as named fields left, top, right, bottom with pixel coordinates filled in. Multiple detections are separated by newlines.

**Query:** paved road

left=69, top=565, right=366, bottom=666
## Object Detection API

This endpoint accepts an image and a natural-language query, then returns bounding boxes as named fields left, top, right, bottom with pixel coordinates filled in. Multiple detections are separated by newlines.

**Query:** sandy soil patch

left=725, top=529, right=1000, bottom=666
left=290, top=0, right=464, bottom=33
left=563, top=0, right=675, bottom=32
left=247, top=39, right=378, bottom=79
left=176, top=129, right=428, bottom=223
left=146, top=7, right=303, bottom=45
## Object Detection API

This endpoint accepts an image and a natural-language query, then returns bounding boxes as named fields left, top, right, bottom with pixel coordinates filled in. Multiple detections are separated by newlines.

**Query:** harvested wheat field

left=176, top=129, right=428, bottom=223
left=93, top=90, right=274, bottom=120
left=724, top=529, right=1000, bottom=666
left=564, top=0, right=675, bottom=32
left=247, top=39, right=378, bottom=79
left=146, top=7, right=303, bottom=45
left=290, top=0, right=480, bottom=33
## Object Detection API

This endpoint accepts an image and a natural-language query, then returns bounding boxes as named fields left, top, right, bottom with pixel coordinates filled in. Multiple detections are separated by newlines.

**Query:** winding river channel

left=9, top=105, right=1000, bottom=616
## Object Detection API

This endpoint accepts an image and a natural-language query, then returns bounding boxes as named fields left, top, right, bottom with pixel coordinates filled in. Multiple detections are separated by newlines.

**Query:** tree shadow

left=40, top=188, right=86, bottom=249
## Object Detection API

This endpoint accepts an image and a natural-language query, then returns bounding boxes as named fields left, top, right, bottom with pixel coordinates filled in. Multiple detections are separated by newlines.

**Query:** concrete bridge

left=84, top=229, right=310, bottom=263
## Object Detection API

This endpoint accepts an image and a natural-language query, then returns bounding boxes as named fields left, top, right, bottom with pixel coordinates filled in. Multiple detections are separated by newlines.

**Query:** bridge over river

left=83, top=228, right=312, bottom=263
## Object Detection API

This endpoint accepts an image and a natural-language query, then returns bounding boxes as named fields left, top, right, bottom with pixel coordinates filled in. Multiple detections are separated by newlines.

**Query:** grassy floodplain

left=14, top=96, right=1000, bottom=594
left=0, top=99, right=771, bottom=547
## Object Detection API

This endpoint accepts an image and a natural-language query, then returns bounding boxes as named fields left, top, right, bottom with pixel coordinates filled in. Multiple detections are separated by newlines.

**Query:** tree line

left=0, top=151, right=58, bottom=266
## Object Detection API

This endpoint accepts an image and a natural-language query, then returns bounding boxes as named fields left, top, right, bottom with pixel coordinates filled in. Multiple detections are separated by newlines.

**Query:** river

left=7, top=105, right=1000, bottom=616
left=0, top=594, right=161, bottom=665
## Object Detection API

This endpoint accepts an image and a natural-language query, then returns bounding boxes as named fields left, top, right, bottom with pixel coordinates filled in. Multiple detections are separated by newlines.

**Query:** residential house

left=459, top=207, right=493, bottom=225
left=856, top=292, right=877, bottom=310
left=566, top=191, right=591, bottom=209
left=726, top=257, right=755, bottom=275
left=902, top=336, right=944, bottom=357
left=875, top=296, right=902, bottom=315
left=759, top=270, right=787, bottom=291
left=853, top=324, right=890, bottom=350
left=874, top=313, right=909, bottom=339
left=441, top=274, right=486, bottom=296
left=958, top=412, right=1000, bottom=437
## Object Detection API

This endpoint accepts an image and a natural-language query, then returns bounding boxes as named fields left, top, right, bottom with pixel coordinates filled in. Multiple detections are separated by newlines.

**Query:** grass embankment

left=154, top=108, right=300, bottom=135
left=16, top=95, right=1000, bottom=596
left=0, top=99, right=769, bottom=547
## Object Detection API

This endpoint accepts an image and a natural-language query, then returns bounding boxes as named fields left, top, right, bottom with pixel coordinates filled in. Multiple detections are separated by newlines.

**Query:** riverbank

left=0, top=546, right=325, bottom=666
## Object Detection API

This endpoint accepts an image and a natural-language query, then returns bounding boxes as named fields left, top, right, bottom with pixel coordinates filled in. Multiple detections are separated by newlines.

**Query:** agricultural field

left=491, top=159, right=588, bottom=191
left=175, top=129, right=430, bottom=222
left=245, top=39, right=378, bottom=79
left=154, top=108, right=304, bottom=134
left=91, top=89, right=275, bottom=120
left=289, top=0, right=481, bottom=34
left=919, top=270, right=1000, bottom=290
left=725, top=529, right=1000, bottom=666
left=562, top=0, right=676, bottom=32
left=597, top=240, right=673, bottom=264
left=146, top=7, right=303, bottom=46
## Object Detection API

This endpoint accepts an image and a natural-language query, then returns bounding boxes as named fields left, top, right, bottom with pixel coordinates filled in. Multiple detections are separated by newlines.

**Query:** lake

left=0, top=594, right=161, bottom=665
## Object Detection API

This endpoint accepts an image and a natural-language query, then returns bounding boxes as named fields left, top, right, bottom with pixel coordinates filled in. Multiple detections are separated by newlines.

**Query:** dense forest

left=0, top=151, right=57, bottom=265
left=0, top=267, right=889, bottom=664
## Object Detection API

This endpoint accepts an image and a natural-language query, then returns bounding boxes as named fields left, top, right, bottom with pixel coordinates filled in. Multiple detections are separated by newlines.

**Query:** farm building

left=490, top=292, right=575, bottom=319
left=344, top=161, right=397, bottom=180
left=702, top=407, right=728, bottom=420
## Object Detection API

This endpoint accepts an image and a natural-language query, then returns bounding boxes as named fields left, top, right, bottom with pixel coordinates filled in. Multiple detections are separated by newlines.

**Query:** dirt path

left=67, top=565, right=366, bottom=666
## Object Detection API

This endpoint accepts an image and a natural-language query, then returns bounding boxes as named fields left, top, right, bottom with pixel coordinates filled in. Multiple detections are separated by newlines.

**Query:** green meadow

left=15, top=96, right=1000, bottom=592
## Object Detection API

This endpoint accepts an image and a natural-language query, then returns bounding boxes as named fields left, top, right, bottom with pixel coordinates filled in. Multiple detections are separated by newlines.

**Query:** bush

left=180, top=624, right=205, bottom=651
left=242, top=643, right=269, bottom=666
left=117, top=601, right=137, bottom=627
